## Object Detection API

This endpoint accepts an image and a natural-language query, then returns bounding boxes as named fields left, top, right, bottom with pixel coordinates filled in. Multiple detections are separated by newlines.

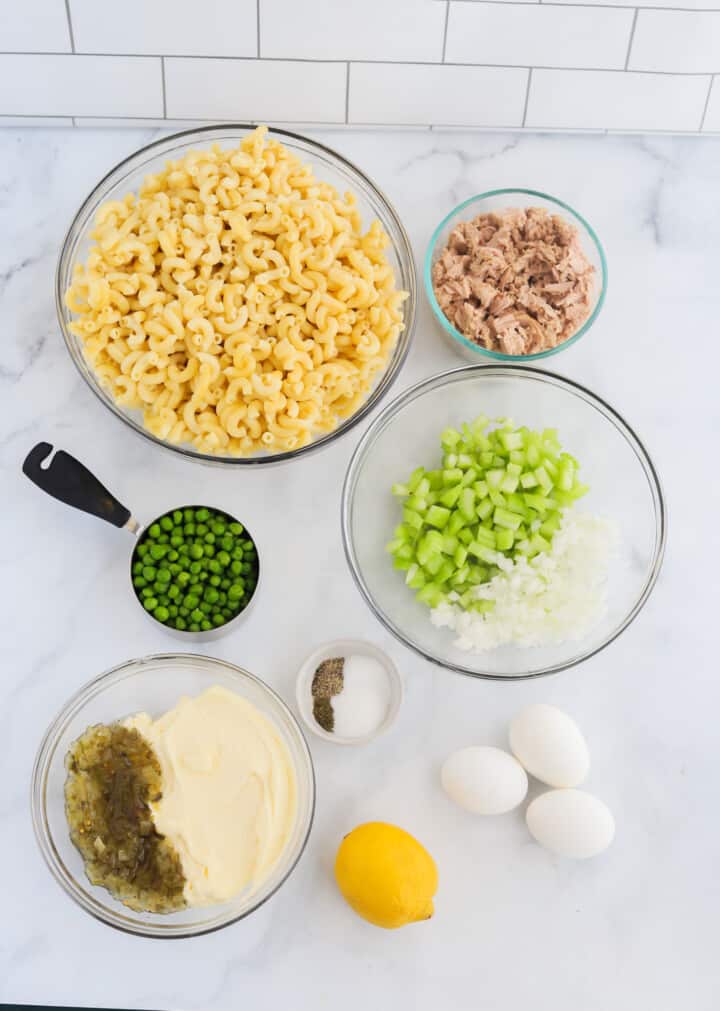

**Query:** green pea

left=172, top=510, right=184, bottom=525
left=132, top=560, right=143, bottom=575
left=228, top=583, right=245, bottom=600
left=160, top=516, right=173, bottom=531
left=184, top=593, right=199, bottom=609
left=195, top=508, right=209, bottom=522
left=134, top=576, right=147, bottom=590
left=196, top=523, right=208, bottom=537
left=216, top=550, right=231, bottom=567
left=175, top=616, right=187, bottom=630
left=221, top=606, right=234, bottom=619
left=179, top=606, right=189, bottom=617
left=201, top=619, right=213, bottom=631
left=212, top=613, right=225, bottom=627
left=142, top=565, right=157, bottom=581
left=184, top=522, right=196, bottom=536
left=189, top=543, right=204, bottom=560
left=204, top=532, right=216, bottom=545
left=177, top=571, right=191, bottom=586
left=230, top=560, right=243, bottom=576
left=206, top=559, right=220, bottom=574
left=149, top=543, right=166, bottom=561
left=136, top=543, right=149, bottom=558
left=167, top=549, right=180, bottom=563
left=204, top=587, right=220, bottom=604
left=220, top=535, right=234, bottom=551
left=143, top=597, right=158, bottom=612
left=169, top=563, right=182, bottom=575
left=210, top=522, right=224, bottom=537
left=178, top=543, right=190, bottom=555
left=229, top=522, right=244, bottom=535
left=198, top=571, right=209, bottom=582
left=209, top=575, right=221, bottom=587
left=154, top=605, right=170, bottom=622
left=200, top=600, right=213, bottom=615
left=189, top=622, right=200, bottom=633
left=184, top=508, right=194, bottom=522
left=231, top=546, right=244, bottom=561
left=216, top=591, right=227, bottom=605
left=157, top=568, right=171, bottom=583
left=204, top=544, right=215, bottom=557
left=189, top=561, right=202, bottom=575
left=189, top=607, right=203, bottom=623
left=167, top=584, right=179, bottom=600
left=148, top=523, right=161, bottom=538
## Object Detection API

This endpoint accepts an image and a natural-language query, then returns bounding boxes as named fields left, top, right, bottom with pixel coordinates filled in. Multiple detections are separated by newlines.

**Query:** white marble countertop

left=1, top=126, right=718, bottom=1011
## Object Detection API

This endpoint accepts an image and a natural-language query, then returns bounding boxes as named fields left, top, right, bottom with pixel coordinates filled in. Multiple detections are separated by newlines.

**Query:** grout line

left=625, top=9, right=639, bottom=70
left=442, top=2, right=450, bottom=62
left=256, top=0, right=261, bottom=57
left=345, top=63, right=350, bottom=123
left=161, top=57, right=167, bottom=117
left=699, top=74, right=714, bottom=129
left=522, top=68, right=533, bottom=126
left=0, top=52, right=714, bottom=76
left=63, top=0, right=75, bottom=53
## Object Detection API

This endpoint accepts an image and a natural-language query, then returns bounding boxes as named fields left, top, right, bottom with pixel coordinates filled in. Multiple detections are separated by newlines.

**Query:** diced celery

left=440, top=486, right=462, bottom=508
left=424, top=554, right=443, bottom=576
left=450, top=565, right=470, bottom=587
left=500, top=431, right=524, bottom=452
left=493, top=507, right=523, bottom=531
left=468, top=599, right=495, bottom=615
left=406, top=494, right=427, bottom=513
left=454, top=544, right=468, bottom=567
left=473, top=480, right=489, bottom=499
left=468, top=542, right=501, bottom=564
left=426, top=505, right=451, bottom=529
left=458, top=488, right=476, bottom=522
left=441, top=427, right=461, bottom=449
left=506, top=492, right=525, bottom=514
left=477, top=499, right=494, bottom=521
left=417, top=583, right=444, bottom=607
left=457, top=527, right=473, bottom=546
left=441, top=534, right=459, bottom=555
left=520, top=471, right=538, bottom=489
left=523, top=493, right=550, bottom=513
left=474, top=526, right=496, bottom=549
left=488, top=489, right=506, bottom=509
left=534, top=467, right=553, bottom=493
left=407, top=467, right=425, bottom=493
left=447, top=511, right=467, bottom=536
left=393, top=555, right=412, bottom=571
left=391, top=483, right=409, bottom=497
left=406, top=564, right=426, bottom=589
left=500, top=473, right=519, bottom=494
left=496, top=528, right=514, bottom=551
left=442, top=468, right=463, bottom=485
left=402, top=508, right=423, bottom=531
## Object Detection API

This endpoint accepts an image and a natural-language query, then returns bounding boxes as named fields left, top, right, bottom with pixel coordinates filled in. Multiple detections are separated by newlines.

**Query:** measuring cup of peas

left=132, top=506, right=259, bottom=639
left=23, top=443, right=260, bottom=642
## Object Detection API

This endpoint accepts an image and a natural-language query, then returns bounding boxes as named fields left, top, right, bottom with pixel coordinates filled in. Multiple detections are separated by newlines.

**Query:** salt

left=332, top=654, right=390, bottom=738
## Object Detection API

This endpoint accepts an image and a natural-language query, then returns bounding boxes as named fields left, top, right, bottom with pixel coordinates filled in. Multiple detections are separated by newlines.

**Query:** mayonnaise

left=126, top=685, right=296, bottom=907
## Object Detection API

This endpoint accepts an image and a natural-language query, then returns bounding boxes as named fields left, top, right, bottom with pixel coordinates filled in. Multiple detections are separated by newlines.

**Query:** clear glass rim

left=56, top=123, right=417, bottom=467
left=31, top=652, right=316, bottom=938
left=341, top=364, right=667, bottom=681
left=423, top=188, right=608, bottom=363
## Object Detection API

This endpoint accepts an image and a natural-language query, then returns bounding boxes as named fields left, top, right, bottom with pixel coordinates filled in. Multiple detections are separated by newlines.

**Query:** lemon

left=334, top=821, right=438, bottom=929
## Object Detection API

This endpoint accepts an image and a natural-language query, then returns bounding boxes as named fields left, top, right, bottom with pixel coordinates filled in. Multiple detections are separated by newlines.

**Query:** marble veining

left=1, top=126, right=719, bottom=1011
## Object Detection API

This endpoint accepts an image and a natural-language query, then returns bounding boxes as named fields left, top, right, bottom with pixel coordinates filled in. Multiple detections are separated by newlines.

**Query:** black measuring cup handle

left=22, top=442, right=133, bottom=529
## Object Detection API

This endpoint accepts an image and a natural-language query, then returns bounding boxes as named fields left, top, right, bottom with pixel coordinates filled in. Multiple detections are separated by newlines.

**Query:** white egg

left=526, top=789, right=615, bottom=859
left=441, top=746, right=528, bottom=815
left=509, top=704, right=590, bottom=788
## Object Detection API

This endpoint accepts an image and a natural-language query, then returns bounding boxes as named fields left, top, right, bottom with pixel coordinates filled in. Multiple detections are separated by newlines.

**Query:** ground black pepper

left=311, top=657, right=345, bottom=732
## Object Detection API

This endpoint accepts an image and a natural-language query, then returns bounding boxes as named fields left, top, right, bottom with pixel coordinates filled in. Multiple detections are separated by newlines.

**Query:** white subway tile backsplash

left=701, top=76, right=720, bottom=129
left=260, top=0, right=446, bottom=62
left=0, top=116, right=74, bottom=125
left=2, top=0, right=72, bottom=52
left=527, top=69, right=709, bottom=131
left=348, top=62, right=527, bottom=126
left=0, top=55, right=163, bottom=117
left=0, top=1, right=716, bottom=134
left=69, top=0, right=257, bottom=57
left=445, top=3, right=634, bottom=70
left=630, top=11, right=720, bottom=74
left=553, top=0, right=719, bottom=8
left=165, top=58, right=346, bottom=123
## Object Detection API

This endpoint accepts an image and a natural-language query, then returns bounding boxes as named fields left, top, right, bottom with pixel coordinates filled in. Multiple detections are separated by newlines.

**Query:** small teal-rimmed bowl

left=424, top=189, right=607, bottom=363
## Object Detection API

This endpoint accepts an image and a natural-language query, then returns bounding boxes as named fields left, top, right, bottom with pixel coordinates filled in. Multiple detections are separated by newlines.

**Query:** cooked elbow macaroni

left=66, top=126, right=408, bottom=456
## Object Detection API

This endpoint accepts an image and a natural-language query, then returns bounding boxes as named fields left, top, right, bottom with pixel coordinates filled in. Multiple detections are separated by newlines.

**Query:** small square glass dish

left=424, top=189, right=607, bottom=363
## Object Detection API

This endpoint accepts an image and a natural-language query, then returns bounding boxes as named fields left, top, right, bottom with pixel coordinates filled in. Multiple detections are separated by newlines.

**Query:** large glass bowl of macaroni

left=57, top=125, right=417, bottom=466
left=32, top=653, right=316, bottom=938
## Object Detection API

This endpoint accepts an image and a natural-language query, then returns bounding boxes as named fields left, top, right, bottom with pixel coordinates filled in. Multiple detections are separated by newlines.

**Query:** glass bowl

left=31, top=653, right=316, bottom=937
left=341, top=366, right=666, bottom=680
left=57, top=124, right=417, bottom=467
left=424, top=189, right=607, bottom=363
